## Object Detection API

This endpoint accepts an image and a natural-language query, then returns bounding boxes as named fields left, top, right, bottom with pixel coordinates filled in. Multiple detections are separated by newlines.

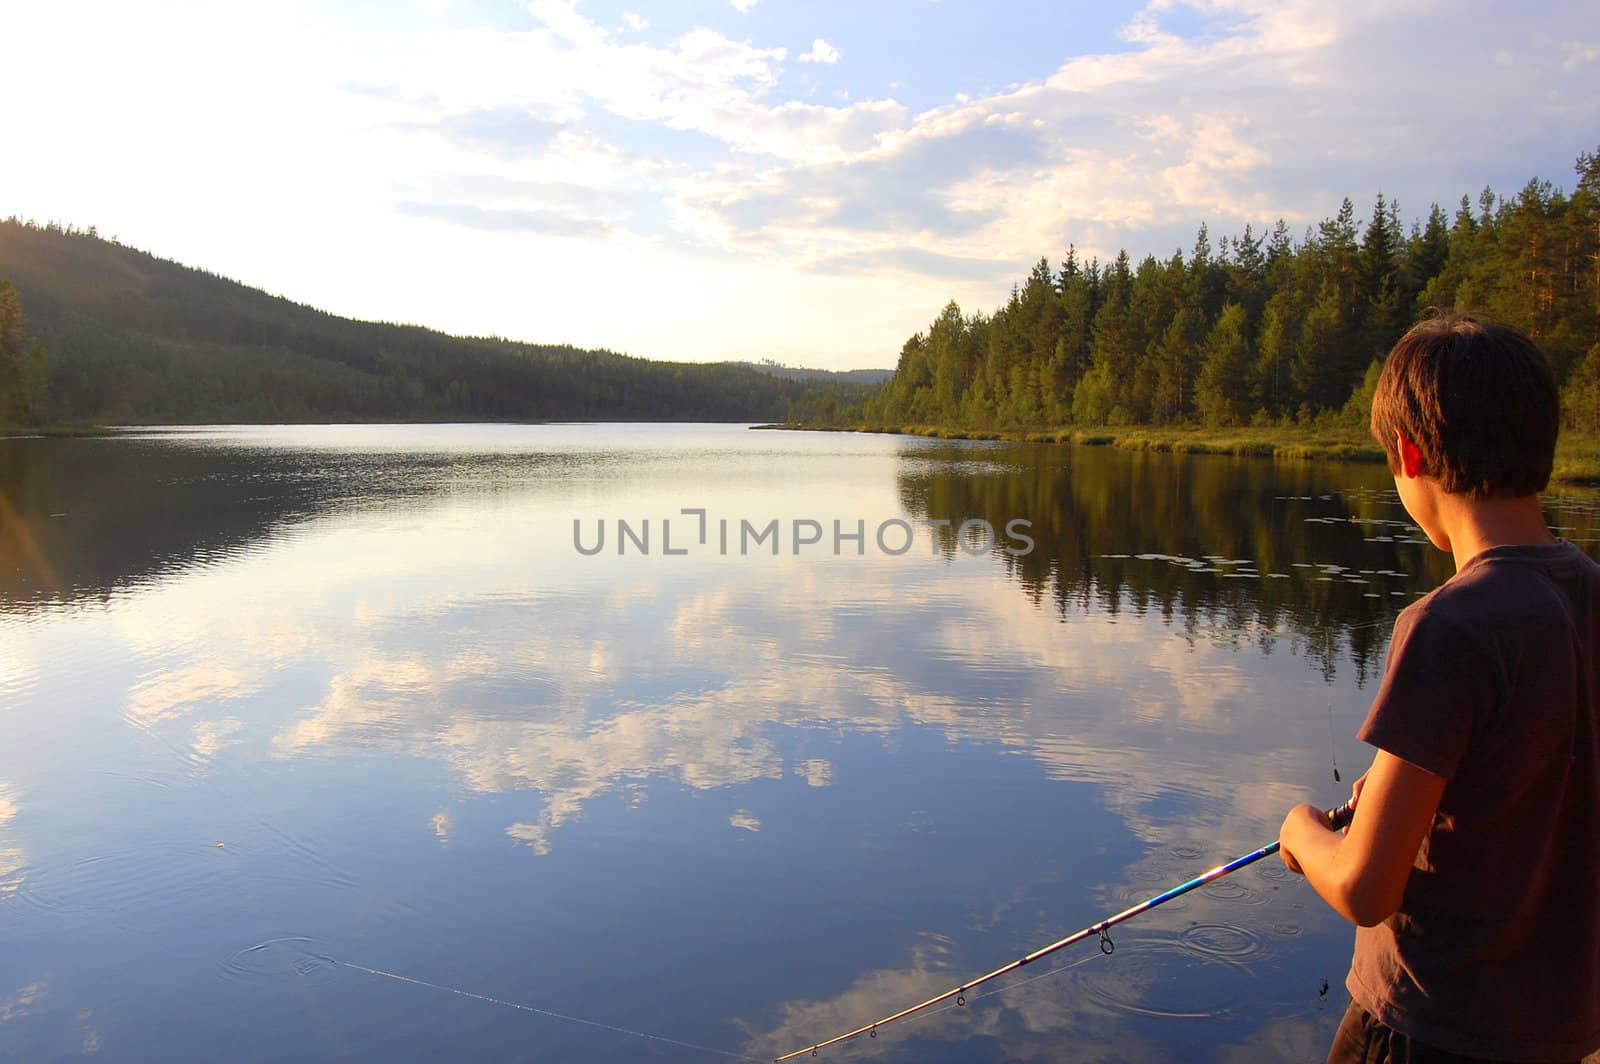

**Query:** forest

left=859, top=147, right=1600, bottom=435
left=0, top=219, right=876, bottom=427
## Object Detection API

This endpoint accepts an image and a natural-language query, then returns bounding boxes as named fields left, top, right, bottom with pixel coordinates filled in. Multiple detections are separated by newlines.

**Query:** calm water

left=3, top=424, right=1598, bottom=1063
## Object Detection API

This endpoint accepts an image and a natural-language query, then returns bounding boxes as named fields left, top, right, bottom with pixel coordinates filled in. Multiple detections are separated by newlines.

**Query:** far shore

left=759, top=422, right=1600, bottom=488
left=0, top=424, right=113, bottom=439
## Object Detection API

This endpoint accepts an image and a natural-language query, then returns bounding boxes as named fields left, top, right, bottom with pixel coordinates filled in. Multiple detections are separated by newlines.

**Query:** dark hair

left=1370, top=312, right=1558, bottom=498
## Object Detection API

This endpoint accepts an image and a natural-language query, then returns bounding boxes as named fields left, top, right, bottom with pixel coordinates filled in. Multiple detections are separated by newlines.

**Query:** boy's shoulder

left=1365, top=542, right=1595, bottom=781
left=1404, top=541, right=1599, bottom=636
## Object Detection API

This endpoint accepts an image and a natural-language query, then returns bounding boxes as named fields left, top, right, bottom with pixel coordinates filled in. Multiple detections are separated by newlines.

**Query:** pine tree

left=1255, top=291, right=1295, bottom=417
left=1227, top=223, right=1268, bottom=324
left=1408, top=204, right=1450, bottom=311
left=1358, top=192, right=1405, bottom=363
left=1569, top=150, right=1600, bottom=356
left=1152, top=306, right=1200, bottom=423
left=1196, top=303, right=1254, bottom=426
left=1292, top=280, right=1349, bottom=412
left=1056, top=246, right=1094, bottom=396
left=1087, top=251, right=1135, bottom=419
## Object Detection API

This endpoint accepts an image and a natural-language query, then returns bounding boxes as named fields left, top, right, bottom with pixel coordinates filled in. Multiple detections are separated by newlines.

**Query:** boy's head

left=1370, top=313, right=1558, bottom=499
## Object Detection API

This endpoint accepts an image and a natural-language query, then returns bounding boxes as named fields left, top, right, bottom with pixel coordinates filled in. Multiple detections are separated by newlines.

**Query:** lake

left=3, top=423, right=1596, bottom=1062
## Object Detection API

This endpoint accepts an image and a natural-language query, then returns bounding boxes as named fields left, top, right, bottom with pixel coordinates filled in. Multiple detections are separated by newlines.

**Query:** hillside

left=742, top=362, right=894, bottom=385
left=0, top=219, right=878, bottom=425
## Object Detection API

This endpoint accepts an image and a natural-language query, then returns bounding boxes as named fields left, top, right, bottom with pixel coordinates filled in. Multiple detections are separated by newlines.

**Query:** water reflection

left=894, top=442, right=1461, bottom=685
left=2, top=425, right=1597, bottom=1062
left=0, top=781, right=23, bottom=899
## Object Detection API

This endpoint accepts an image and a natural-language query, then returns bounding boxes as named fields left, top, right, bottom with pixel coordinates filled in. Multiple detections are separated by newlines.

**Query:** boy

left=1278, top=313, right=1600, bottom=1063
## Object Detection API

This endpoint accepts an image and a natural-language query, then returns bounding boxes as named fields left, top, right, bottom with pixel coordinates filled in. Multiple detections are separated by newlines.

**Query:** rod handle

left=1326, top=801, right=1355, bottom=831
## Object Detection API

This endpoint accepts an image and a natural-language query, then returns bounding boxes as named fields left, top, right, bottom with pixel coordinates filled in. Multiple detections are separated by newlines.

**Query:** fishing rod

left=775, top=800, right=1354, bottom=1061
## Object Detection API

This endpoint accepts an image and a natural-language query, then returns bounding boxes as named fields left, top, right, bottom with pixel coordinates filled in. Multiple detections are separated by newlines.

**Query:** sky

left=2, top=0, right=1597, bottom=370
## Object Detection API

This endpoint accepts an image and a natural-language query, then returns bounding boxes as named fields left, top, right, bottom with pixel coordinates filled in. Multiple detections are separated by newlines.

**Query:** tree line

left=0, top=219, right=878, bottom=427
left=861, top=146, right=1600, bottom=433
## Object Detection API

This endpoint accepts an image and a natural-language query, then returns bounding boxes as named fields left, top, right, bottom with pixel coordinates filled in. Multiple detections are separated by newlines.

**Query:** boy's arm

left=1279, top=749, right=1446, bottom=927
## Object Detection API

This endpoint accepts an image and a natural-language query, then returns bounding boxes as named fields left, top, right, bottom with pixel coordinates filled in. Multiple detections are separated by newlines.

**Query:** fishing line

left=894, top=950, right=1104, bottom=1032
left=1326, top=701, right=1341, bottom=783
left=776, top=800, right=1355, bottom=1061
left=325, top=956, right=765, bottom=1062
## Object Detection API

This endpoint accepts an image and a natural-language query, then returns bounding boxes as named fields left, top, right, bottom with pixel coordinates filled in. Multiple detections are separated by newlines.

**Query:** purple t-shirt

left=1348, top=541, right=1600, bottom=1061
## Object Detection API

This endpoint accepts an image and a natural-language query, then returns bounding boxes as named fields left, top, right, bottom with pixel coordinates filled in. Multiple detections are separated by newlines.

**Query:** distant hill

left=741, top=362, right=894, bottom=385
left=0, top=219, right=881, bottom=425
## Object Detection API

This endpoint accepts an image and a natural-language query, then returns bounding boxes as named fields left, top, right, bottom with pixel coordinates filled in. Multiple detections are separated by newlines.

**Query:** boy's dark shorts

left=1328, top=1000, right=1594, bottom=1064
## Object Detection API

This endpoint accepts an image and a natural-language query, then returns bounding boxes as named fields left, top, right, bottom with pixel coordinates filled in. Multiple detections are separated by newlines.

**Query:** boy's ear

left=1395, top=431, right=1425, bottom=479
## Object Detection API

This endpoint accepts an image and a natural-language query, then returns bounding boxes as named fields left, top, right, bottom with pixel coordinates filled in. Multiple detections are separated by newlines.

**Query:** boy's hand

left=1350, top=771, right=1368, bottom=811
left=1278, top=803, right=1332, bottom=875
left=1280, top=752, right=1446, bottom=926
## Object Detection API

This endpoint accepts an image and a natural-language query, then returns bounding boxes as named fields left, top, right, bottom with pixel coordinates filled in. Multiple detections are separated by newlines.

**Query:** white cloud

left=506, top=820, right=553, bottom=855
left=192, top=717, right=244, bottom=762
left=1, top=0, right=1594, bottom=370
left=621, top=11, right=648, bottom=31
left=259, top=546, right=1338, bottom=861
left=730, top=0, right=759, bottom=11
left=794, top=759, right=833, bottom=787
left=662, top=0, right=1600, bottom=290
left=1563, top=40, right=1599, bottom=71
left=0, top=981, right=45, bottom=1026
left=367, top=9, right=909, bottom=170
left=127, top=665, right=261, bottom=726
left=800, top=38, right=840, bottom=65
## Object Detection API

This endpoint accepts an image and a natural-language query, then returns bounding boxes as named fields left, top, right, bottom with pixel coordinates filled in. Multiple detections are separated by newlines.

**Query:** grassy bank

left=764, top=422, right=1600, bottom=487
left=767, top=421, right=1385, bottom=459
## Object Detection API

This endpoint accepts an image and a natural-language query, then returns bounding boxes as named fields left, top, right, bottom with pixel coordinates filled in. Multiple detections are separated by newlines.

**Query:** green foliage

left=0, top=280, right=47, bottom=426
left=1195, top=303, right=1253, bottom=426
left=1070, top=364, right=1114, bottom=426
left=1341, top=359, right=1384, bottom=428
left=0, top=220, right=877, bottom=426
left=1562, top=344, right=1600, bottom=435
left=870, top=146, right=1600, bottom=434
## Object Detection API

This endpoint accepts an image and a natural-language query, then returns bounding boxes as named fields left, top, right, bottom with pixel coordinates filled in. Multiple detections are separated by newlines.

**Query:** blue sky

left=3, top=0, right=1598, bottom=368
left=344, top=0, right=1141, bottom=111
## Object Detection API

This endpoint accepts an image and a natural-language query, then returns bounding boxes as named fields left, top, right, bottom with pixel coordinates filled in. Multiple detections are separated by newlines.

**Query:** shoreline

left=0, top=424, right=113, bottom=439
left=760, top=422, right=1600, bottom=487
left=11, top=420, right=1599, bottom=487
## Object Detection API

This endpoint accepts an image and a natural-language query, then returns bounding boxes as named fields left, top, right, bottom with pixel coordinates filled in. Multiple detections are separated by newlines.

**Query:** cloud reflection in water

left=4, top=426, right=1511, bottom=1060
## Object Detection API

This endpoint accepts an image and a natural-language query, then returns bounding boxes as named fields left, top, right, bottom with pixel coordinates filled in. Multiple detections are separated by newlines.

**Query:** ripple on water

left=1199, top=877, right=1265, bottom=905
left=17, top=832, right=354, bottom=924
left=1254, top=860, right=1292, bottom=882
left=1075, top=926, right=1269, bottom=1021
left=17, top=842, right=220, bottom=918
left=1179, top=923, right=1264, bottom=960
left=219, top=937, right=337, bottom=984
